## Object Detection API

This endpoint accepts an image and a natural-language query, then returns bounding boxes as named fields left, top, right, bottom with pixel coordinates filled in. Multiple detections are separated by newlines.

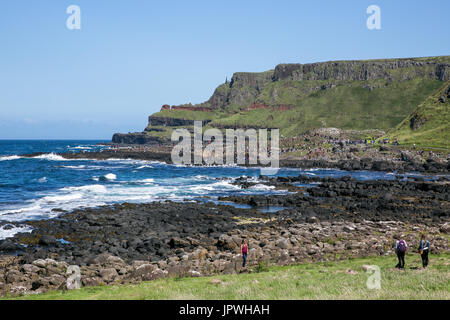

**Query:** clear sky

left=0, top=0, right=449, bottom=139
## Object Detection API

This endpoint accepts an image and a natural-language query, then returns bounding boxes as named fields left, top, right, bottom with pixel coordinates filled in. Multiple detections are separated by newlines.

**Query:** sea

left=0, top=140, right=437, bottom=240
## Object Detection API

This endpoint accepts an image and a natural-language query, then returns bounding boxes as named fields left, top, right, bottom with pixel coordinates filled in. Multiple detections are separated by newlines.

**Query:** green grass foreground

left=7, top=253, right=450, bottom=300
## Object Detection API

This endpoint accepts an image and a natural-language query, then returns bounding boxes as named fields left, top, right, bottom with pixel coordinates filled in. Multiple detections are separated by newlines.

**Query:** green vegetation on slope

left=150, top=109, right=221, bottom=121
left=9, top=253, right=450, bottom=300
left=385, top=81, right=450, bottom=149
left=211, top=79, right=443, bottom=137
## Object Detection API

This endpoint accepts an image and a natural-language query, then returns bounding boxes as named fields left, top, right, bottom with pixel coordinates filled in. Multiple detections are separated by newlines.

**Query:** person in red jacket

left=240, top=239, right=248, bottom=268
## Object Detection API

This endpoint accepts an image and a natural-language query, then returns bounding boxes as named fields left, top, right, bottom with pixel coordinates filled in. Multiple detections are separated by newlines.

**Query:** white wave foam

left=188, top=180, right=241, bottom=193
left=250, top=184, right=275, bottom=191
left=102, top=173, right=117, bottom=181
left=138, top=178, right=155, bottom=184
left=69, top=146, right=92, bottom=150
left=137, top=165, right=155, bottom=170
left=193, top=175, right=215, bottom=180
left=0, top=155, right=21, bottom=161
left=42, top=193, right=83, bottom=203
left=61, top=184, right=108, bottom=193
left=0, top=224, right=33, bottom=240
left=33, top=153, right=67, bottom=161
left=38, top=177, right=47, bottom=183
left=62, top=165, right=87, bottom=169
left=0, top=204, right=41, bottom=216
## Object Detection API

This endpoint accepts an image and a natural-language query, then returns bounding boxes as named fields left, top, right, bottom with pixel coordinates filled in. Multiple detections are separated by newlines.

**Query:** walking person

left=393, top=235, right=407, bottom=269
left=418, top=234, right=430, bottom=268
left=240, top=239, right=248, bottom=268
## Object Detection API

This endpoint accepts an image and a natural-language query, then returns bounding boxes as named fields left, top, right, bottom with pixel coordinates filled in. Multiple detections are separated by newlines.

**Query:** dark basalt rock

left=39, top=235, right=56, bottom=246
left=111, top=133, right=164, bottom=145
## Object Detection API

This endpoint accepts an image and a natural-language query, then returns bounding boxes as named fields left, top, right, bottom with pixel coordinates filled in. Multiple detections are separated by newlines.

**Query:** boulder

left=0, top=255, right=17, bottom=267
left=99, top=268, right=118, bottom=283
left=188, top=248, right=208, bottom=260
left=9, top=284, right=29, bottom=296
left=189, top=270, right=201, bottom=277
left=32, top=258, right=56, bottom=268
left=150, top=268, right=166, bottom=280
left=440, top=223, right=450, bottom=234
left=6, top=270, right=26, bottom=284
left=0, top=240, right=21, bottom=252
left=82, top=277, right=103, bottom=287
left=216, top=235, right=238, bottom=250
left=21, top=264, right=40, bottom=274
left=306, top=216, right=319, bottom=223
left=132, top=264, right=157, bottom=280
left=276, top=239, right=291, bottom=249
left=168, top=237, right=190, bottom=248
left=39, top=235, right=57, bottom=246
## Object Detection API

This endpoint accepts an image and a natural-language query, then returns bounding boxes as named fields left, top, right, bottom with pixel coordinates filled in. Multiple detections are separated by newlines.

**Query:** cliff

left=112, top=56, right=450, bottom=144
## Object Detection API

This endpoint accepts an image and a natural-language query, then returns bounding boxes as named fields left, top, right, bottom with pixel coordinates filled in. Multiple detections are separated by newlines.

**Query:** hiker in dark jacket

left=393, top=236, right=407, bottom=269
left=418, top=234, right=430, bottom=268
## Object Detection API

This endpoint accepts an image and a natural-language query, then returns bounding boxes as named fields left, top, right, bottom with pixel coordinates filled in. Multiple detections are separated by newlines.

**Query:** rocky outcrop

left=148, top=116, right=211, bottom=127
left=409, top=112, right=427, bottom=130
left=160, top=104, right=212, bottom=112
left=112, top=133, right=164, bottom=145
left=206, top=71, right=274, bottom=110
left=273, top=58, right=450, bottom=82
left=247, top=103, right=269, bottom=111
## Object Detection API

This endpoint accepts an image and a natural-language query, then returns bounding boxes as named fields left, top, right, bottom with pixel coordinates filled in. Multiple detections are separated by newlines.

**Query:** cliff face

left=113, top=56, right=450, bottom=144
left=194, top=57, right=449, bottom=112
left=273, top=59, right=450, bottom=82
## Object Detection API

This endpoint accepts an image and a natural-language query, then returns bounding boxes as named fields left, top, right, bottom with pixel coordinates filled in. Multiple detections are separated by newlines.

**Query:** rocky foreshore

left=0, top=174, right=449, bottom=296
left=21, top=150, right=450, bottom=173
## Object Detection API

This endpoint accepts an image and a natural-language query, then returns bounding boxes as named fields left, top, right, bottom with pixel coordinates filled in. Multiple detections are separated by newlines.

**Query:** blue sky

left=0, top=0, right=449, bottom=139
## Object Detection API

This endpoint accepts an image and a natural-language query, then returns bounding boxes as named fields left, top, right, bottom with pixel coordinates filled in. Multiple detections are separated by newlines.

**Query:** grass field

left=7, top=253, right=449, bottom=300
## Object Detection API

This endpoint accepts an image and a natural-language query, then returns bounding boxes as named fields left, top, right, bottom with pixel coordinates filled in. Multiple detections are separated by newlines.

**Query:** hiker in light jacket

left=418, top=234, right=430, bottom=268
left=393, top=235, right=407, bottom=269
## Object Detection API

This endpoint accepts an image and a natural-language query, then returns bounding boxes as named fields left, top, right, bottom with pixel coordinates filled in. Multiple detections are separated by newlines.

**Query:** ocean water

left=0, top=140, right=433, bottom=240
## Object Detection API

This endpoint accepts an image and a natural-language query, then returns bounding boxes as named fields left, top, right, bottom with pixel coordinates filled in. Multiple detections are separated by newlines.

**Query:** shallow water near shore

left=0, top=140, right=445, bottom=239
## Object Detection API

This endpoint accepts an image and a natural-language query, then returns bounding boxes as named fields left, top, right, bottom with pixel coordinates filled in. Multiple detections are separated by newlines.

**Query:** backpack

left=398, top=240, right=406, bottom=253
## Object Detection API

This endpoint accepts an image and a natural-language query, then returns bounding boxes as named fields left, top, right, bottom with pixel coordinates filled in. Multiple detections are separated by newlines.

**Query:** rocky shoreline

left=0, top=174, right=449, bottom=296
left=21, top=150, right=450, bottom=174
